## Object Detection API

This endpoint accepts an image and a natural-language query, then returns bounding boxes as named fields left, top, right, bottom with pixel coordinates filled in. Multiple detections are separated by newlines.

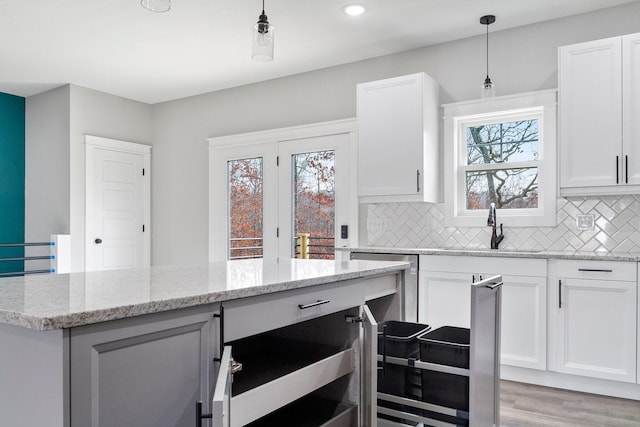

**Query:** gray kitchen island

left=0, top=258, right=407, bottom=427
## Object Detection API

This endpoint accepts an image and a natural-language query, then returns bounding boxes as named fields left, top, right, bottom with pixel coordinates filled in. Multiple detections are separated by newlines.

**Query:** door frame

left=208, top=119, right=358, bottom=262
left=85, top=135, right=151, bottom=270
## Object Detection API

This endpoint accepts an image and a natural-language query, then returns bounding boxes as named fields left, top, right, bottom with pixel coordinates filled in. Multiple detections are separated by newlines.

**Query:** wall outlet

left=576, top=214, right=595, bottom=231
left=367, top=217, right=391, bottom=231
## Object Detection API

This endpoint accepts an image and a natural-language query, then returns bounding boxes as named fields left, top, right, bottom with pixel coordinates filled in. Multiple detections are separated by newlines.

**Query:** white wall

left=150, top=2, right=640, bottom=265
left=25, top=86, right=71, bottom=246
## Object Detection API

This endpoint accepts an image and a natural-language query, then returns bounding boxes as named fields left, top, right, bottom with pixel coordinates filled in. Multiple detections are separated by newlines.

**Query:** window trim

left=443, top=90, right=557, bottom=227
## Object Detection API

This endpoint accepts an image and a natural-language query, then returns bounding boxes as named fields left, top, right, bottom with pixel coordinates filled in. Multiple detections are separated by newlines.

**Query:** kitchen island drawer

left=245, top=395, right=357, bottom=427
left=555, top=259, right=636, bottom=281
left=224, top=275, right=396, bottom=341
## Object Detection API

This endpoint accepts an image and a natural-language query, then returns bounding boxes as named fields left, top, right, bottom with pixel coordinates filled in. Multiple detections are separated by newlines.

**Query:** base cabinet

left=209, top=274, right=400, bottom=427
left=419, top=255, right=547, bottom=371
left=69, top=305, right=216, bottom=427
left=549, top=260, right=637, bottom=383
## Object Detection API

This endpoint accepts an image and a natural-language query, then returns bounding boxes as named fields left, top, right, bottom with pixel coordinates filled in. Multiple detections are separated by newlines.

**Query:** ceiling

left=0, top=0, right=637, bottom=104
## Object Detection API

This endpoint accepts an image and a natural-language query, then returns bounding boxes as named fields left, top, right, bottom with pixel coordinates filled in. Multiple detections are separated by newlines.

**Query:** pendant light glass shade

left=480, top=15, right=496, bottom=98
left=141, top=0, right=171, bottom=13
left=252, top=2, right=274, bottom=61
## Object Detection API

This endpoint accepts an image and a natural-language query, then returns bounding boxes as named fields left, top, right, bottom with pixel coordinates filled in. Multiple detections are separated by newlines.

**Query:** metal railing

left=295, top=234, right=335, bottom=259
left=0, top=242, right=56, bottom=277
left=229, top=237, right=263, bottom=260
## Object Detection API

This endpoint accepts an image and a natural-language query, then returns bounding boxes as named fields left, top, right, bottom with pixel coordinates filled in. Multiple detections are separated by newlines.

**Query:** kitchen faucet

left=487, top=202, right=504, bottom=249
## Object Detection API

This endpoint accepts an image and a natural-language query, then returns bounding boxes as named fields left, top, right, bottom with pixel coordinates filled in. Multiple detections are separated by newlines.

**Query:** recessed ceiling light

left=344, top=4, right=366, bottom=16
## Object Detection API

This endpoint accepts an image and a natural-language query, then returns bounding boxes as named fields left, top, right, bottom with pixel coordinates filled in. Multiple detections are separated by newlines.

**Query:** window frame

left=443, top=90, right=557, bottom=227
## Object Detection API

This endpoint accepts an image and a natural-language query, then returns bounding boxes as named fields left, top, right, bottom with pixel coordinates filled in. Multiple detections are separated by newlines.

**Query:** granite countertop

left=336, top=247, right=640, bottom=262
left=0, top=258, right=408, bottom=331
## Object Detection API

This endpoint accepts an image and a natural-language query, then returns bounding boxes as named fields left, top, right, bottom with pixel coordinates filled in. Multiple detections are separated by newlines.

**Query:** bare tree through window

left=465, top=119, right=539, bottom=210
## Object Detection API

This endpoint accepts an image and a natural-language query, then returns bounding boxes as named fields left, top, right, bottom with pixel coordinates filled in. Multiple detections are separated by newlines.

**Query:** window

left=444, top=90, right=557, bottom=227
left=227, top=157, right=264, bottom=259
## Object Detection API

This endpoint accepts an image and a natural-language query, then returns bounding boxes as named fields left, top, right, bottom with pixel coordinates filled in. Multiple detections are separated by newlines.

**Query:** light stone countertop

left=0, top=258, right=408, bottom=331
left=336, top=247, right=640, bottom=262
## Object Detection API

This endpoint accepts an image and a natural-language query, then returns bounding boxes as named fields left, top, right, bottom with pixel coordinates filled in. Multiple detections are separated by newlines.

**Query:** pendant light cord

left=486, top=22, right=489, bottom=79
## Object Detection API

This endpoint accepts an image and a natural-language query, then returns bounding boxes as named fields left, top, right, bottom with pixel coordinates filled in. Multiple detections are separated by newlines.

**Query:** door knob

left=95, top=238, right=103, bottom=244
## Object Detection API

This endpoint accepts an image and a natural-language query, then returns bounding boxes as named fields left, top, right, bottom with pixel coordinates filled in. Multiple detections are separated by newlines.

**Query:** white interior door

left=86, top=136, right=151, bottom=271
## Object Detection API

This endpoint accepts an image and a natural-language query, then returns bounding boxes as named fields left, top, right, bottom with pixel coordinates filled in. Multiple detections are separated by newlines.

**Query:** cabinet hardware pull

left=626, top=155, right=629, bottom=184
left=416, top=170, right=421, bottom=193
left=577, top=268, right=613, bottom=273
left=481, top=281, right=503, bottom=290
left=558, top=280, right=562, bottom=309
left=298, top=299, right=330, bottom=309
left=381, top=323, right=387, bottom=377
left=195, top=401, right=212, bottom=426
left=213, top=305, right=224, bottom=362
left=472, top=274, right=475, bottom=283
left=616, top=156, right=620, bottom=184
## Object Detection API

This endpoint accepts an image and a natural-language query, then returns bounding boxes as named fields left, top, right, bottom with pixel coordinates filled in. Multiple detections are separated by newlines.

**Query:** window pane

left=467, top=119, right=539, bottom=165
left=227, top=158, right=263, bottom=259
left=292, top=151, right=335, bottom=259
left=466, top=167, right=538, bottom=210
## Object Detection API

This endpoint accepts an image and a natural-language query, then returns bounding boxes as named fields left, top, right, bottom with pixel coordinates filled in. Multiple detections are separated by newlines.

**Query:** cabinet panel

left=70, top=307, right=214, bottom=427
left=500, top=275, right=546, bottom=370
left=419, top=256, right=547, bottom=371
left=419, top=271, right=471, bottom=329
left=624, top=32, right=640, bottom=185
left=554, top=277, right=636, bottom=383
left=357, top=72, right=440, bottom=203
left=559, top=37, right=622, bottom=189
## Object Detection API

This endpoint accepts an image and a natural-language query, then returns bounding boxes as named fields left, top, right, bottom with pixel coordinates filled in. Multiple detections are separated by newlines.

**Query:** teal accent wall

left=0, top=92, right=25, bottom=274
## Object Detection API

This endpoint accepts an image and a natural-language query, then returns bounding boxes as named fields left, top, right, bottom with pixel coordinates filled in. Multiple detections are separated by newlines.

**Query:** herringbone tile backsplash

left=366, top=196, right=640, bottom=253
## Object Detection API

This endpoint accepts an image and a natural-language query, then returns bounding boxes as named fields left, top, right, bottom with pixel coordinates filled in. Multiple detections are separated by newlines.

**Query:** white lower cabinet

left=549, top=260, right=637, bottom=383
left=209, top=274, right=401, bottom=427
left=419, top=255, right=547, bottom=371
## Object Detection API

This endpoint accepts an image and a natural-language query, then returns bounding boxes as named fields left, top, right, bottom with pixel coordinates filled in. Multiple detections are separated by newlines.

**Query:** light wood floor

left=500, top=380, right=640, bottom=427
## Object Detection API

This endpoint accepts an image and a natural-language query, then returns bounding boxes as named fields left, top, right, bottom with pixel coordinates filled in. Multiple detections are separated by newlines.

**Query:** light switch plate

left=576, top=214, right=595, bottom=231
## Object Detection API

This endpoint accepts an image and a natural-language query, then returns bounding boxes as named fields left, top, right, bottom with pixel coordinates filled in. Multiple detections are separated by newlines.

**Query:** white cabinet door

left=559, top=37, right=622, bottom=190
left=553, top=277, right=637, bottom=383
left=418, top=271, right=472, bottom=329
left=623, top=32, right=640, bottom=185
left=500, top=275, right=547, bottom=370
left=419, top=255, right=547, bottom=371
left=212, top=346, right=232, bottom=427
left=357, top=72, right=440, bottom=203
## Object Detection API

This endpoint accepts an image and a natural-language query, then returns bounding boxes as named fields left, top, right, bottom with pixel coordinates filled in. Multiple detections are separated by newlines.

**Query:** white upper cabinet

left=624, top=33, right=640, bottom=186
left=559, top=33, right=640, bottom=195
left=357, top=72, right=441, bottom=203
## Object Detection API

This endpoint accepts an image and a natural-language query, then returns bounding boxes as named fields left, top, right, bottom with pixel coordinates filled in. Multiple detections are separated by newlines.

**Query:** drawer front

left=224, top=279, right=366, bottom=341
left=420, top=255, right=546, bottom=277
left=230, top=348, right=356, bottom=426
left=556, top=260, right=636, bottom=281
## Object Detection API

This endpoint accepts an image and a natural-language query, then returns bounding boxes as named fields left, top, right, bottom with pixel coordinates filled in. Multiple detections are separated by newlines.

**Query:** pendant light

left=252, top=0, right=274, bottom=61
left=141, top=0, right=171, bottom=13
left=480, top=15, right=496, bottom=98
